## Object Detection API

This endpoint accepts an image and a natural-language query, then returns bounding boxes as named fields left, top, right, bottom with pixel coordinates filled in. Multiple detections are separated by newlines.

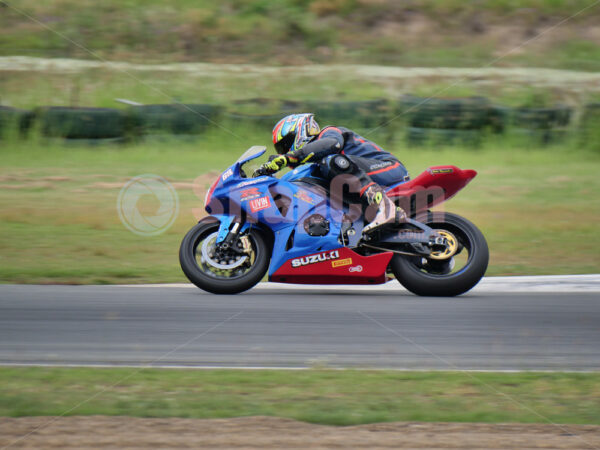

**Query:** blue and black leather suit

left=287, top=126, right=409, bottom=192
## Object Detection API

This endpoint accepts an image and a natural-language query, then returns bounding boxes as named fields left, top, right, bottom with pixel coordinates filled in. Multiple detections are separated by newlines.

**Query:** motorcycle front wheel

left=390, top=211, right=489, bottom=297
left=179, top=217, right=270, bottom=294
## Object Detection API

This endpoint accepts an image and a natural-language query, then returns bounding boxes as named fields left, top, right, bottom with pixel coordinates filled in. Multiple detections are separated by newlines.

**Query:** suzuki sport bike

left=179, top=146, right=489, bottom=296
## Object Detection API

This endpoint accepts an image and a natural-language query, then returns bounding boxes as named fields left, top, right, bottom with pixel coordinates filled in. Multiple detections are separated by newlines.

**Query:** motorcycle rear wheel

left=390, top=211, right=489, bottom=297
left=179, top=217, right=270, bottom=295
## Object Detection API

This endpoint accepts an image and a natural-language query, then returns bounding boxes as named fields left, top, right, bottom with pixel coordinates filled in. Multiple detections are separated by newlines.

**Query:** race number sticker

left=221, top=168, right=234, bottom=181
left=249, top=196, right=271, bottom=212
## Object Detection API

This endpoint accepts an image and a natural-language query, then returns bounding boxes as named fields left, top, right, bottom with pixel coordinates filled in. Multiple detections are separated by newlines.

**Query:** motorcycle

left=179, top=146, right=489, bottom=296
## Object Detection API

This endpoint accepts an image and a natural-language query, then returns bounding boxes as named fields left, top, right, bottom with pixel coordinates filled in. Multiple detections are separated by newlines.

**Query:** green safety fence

left=511, top=105, right=571, bottom=129
left=580, top=103, right=600, bottom=127
left=398, top=96, right=490, bottom=146
left=579, top=103, right=600, bottom=150
left=223, top=98, right=289, bottom=132
left=223, top=99, right=390, bottom=131
left=130, top=104, right=223, bottom=136
left=36, top=106, right=130, bottom=140
left=0, top=106, right=34, bottom=137
left=223, top=112, right=286, bottom=130
left=1, top=98, right=582, bottom=147
left=397, top=96, right=573, bottom=146
left=399, top=95, right=491, bottom=130
left=298, top=99, right=390, bottom=128
left=509, top=105, right=572, bottom=145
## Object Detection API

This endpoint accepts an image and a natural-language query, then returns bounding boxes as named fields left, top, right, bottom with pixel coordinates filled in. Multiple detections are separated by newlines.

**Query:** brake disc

left=201, top=232, right=248, bottom=270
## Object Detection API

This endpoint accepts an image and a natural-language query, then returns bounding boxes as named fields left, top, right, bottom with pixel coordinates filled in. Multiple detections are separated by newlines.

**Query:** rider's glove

left=266, top=155, right=289, bottom=172
left=254, top=155, right=289, bottom=177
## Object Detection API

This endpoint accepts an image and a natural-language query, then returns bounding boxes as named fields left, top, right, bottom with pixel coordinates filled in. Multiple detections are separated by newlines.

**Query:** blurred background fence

left=1, top=96, right=597, bottom=147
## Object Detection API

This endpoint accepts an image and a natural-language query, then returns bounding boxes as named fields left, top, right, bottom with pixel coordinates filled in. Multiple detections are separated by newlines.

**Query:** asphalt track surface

left=1, top=277, right=599, bottom=371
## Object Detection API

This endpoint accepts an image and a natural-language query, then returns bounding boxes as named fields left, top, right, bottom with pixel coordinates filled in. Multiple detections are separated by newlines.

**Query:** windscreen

left=235, top=146, right=266, bottom=164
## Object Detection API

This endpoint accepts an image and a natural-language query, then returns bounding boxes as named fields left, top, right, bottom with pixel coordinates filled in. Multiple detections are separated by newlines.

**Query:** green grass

left=0, top=67, right=392, bottom=110
left=2, top=60, right=598, bottom=113
left=1, top=0, right=600, bottom=68
left=0, top=131, right=599, bottom=284
left=1, top=367, right=599, bottom=425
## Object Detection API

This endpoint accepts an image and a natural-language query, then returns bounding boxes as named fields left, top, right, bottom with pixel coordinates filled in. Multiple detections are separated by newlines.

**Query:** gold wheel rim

left=429, top=230, right=459, bottom=260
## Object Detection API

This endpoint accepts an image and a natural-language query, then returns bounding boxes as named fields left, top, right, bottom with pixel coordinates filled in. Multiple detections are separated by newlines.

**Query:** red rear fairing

left=385, top=165, right=477, bottom=214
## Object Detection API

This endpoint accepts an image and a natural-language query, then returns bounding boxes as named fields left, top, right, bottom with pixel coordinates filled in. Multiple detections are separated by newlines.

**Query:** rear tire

left=179, top=217, right=270, bottom=294
left=391, top=212, right=489, bottom=296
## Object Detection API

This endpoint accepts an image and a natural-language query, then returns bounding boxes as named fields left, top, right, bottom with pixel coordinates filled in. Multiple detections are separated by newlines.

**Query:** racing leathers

left=265, top=126, right=408, bottom=233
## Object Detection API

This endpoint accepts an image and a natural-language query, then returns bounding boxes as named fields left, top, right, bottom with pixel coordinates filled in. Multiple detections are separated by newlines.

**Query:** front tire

left=391, top=211, right=489, bottom=296
left=179, top=217, right=270, bottom=294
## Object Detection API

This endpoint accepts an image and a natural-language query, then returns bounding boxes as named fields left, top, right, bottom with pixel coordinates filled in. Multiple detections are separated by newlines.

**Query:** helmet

left=272, top=113, right=320, bottom=155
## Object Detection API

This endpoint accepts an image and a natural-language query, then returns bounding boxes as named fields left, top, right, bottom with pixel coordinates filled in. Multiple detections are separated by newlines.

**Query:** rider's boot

left=361, top=183, right=406, bottom=234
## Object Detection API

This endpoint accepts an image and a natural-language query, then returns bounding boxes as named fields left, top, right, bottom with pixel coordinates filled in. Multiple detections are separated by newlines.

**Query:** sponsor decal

left=293, top=189, right=316, bottom=205
left=249, top=196, right=271, bottom=213
left=291, top=250, right=340, bottom=268
left=368, top=161, right=392, bottom=171
left=221, top=168, right=233, bottom=181
left=332, top=258, right=353, bottom=268
left=236, top=177, right=269, bottom=188
left=240, top=187, right=261, bottom=201
left=349, top=265, right=363, bottom=273
left=429, top=168, right=454, bottom=175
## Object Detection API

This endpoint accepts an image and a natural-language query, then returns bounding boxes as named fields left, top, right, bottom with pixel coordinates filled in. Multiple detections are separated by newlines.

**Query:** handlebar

left=252, top=167, right=276, bottom=178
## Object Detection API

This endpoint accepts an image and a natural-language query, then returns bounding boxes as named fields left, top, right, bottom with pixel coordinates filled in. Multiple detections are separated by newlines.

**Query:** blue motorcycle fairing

left=265, top=165, right=355, bottom=276
left=280, top=164, right=320, bottom=184
left=205, top=146, right=267, bottom=210
left=206, top=151, right=366, bottom=277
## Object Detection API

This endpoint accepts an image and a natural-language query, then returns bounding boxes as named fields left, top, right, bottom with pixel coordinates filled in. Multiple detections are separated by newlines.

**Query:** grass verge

left=1, top=367, right=599, bottom=425
left=2, top=0, right=600, bottom=69
left=2, top=62, right=599, bottom=110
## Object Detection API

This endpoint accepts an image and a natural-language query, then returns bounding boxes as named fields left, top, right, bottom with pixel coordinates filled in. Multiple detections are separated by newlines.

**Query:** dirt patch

left=0, top=182, right=54, bottom=190
left=1, top=416, right=599, bottom=449
left=41, top=176, right=71, bottom=182
left=3, top=57, right=600, bottom=91
left=170, top=182, right=197, bottom=189
left=88, top=182, right=126, bottom=189
left=85, top=173, right=219, bottom=192
left=0, top=175, right=30, bottom=182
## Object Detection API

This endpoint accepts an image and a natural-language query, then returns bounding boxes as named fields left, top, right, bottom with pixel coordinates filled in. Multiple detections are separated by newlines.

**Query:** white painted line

left=1, top=362, right=597, bottom=373
left=117, top=274, right=600, bottom=293
left=474, top=274, right=600, bottom=293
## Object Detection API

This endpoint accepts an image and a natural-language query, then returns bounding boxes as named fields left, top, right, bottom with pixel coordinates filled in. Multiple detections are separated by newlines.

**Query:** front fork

left=215, top=215, right=251, bottom=254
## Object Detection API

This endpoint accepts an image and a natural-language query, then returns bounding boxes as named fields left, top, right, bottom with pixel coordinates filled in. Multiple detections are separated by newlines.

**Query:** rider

left=256, top=113, right=408, bottom=233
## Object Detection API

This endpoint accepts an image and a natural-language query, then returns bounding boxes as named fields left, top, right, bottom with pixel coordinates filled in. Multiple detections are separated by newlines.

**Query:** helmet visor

left=274, top=132, right=295, bottom=155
